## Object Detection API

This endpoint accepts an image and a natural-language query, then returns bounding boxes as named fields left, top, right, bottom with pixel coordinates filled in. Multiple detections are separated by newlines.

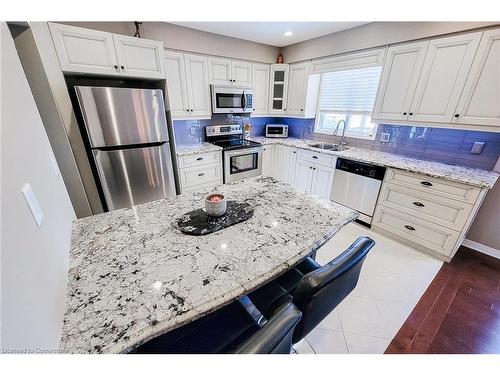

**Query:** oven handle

left=225, top=147, right=262, bottom=157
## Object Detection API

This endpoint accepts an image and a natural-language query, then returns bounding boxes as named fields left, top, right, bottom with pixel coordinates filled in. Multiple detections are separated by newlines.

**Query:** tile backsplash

left=173, top=115, right=500, bottom=170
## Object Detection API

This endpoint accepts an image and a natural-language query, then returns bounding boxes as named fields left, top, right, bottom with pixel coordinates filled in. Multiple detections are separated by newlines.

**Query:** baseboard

left=462, top=239, right=500, bottom=260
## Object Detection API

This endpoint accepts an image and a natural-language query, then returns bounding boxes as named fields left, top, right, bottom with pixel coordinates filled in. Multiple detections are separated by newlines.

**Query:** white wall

left=1, top=22, right=75, bottom=351
left=282, top=21, right=500, bottom=62
left=61, top=21, right=280, bottom=63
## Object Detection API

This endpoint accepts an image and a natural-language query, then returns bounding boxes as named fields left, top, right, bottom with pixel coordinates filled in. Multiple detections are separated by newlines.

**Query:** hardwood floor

left=385, top=246, right=500, bottom=354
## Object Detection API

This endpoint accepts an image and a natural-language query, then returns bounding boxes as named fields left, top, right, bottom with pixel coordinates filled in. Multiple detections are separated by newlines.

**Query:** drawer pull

left=198, top=173, right=205, bottom=177
left=420, top=181, right=433, bottom=187
left=413, top=201, right=425, bottom=207
left=312, top=155, right=318, bottom=159
left=404, top=225, right=415, bottom=231
left=196, top=157, right=204, bottom=161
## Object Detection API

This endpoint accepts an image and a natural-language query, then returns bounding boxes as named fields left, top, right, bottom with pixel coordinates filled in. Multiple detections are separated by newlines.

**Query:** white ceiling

left=169, top=22, right=370, bottom=47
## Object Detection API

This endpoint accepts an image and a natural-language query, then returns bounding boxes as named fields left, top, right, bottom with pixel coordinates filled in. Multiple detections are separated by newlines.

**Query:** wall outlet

left=190, top=126, right=196, bottom=136
left=380, top=132, right=391, bottom=143
left=470, top=141, right=486, bottom=154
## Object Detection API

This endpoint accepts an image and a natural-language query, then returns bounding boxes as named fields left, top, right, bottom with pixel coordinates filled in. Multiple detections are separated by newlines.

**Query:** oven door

left=211, top=86, right=253, bottom=114
left=224, top=147, right=262, bottom=183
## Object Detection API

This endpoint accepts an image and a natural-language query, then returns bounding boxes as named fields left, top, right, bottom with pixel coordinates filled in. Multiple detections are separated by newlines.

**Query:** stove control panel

left=206, top=124, right=243, bottom=137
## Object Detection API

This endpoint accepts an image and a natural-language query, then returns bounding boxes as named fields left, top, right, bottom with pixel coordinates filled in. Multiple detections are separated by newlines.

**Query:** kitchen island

left=60, top=176, right=358, bottom=353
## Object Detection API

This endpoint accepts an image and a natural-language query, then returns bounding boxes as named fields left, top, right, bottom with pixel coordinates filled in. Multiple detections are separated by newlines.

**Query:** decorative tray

left=175, top=201, right=254, bottom=235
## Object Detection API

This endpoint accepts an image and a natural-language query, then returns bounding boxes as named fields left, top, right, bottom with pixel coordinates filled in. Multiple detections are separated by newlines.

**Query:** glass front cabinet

left=268, top=64, right=289, bottom=115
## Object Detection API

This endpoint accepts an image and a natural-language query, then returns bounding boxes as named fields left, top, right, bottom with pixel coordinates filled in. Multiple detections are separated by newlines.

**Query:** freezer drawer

left=76, top=86, right=169, bottom=147
left=93, top=143, right=175, bottom=211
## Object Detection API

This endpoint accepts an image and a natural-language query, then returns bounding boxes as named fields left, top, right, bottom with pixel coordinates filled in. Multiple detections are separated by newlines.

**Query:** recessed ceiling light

left=284, top=31, right=293, bottom=37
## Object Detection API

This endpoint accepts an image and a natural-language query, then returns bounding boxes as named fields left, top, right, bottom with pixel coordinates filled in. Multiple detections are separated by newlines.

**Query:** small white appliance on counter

left=331, top=158, right=386, bottom=225
left=211, top=85, right=253, bottom=114
left=265, top=124, right=288, bottom=138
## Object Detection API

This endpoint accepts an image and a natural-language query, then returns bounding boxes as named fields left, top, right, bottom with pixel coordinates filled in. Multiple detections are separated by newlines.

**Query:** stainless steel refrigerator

left=75, top=86, right=176, bottom=211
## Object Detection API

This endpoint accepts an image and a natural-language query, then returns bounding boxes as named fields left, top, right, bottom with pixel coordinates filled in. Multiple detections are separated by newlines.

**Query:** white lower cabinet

left=273, top=145, right=298, bottom=184
left=261, top=144, right=276, bottom=176
left=177, top=151, right=223, bottom=193
left=372, top=168, right=487, bottom=262
left=292, top=150, right=336, bottom=199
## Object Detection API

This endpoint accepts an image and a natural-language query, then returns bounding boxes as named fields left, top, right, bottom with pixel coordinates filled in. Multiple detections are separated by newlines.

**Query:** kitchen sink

left=309, top=143, right=347, bottom=151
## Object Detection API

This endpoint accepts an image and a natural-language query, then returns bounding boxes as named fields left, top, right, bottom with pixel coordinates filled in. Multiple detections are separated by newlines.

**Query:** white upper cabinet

left=49, top=22, right=165, bottom=79
left=49, top=22, right=119, bottom=75
left=112, top=34, right=165, bottom=79
left=184, top=54, right=211, bottom=118
left=208, top=58, right=252, bottom=87
left=408, top=32, right=482, bottom=123
left=269, top=64, right=290, bottom=115
left=251, top=63, right=270, bottom=116
left=164, top=51, right=189, bottom=117
left=232, top=60, right=252, bottom=87
left=208, top=57, right=232, bottom=85
left=372, top=41, right=429, bottom=122
left=286, top=62, right=320, bottom=118
left=453, top=29, right=500, bottom=128
left=286, top=62, right=309, bottom=115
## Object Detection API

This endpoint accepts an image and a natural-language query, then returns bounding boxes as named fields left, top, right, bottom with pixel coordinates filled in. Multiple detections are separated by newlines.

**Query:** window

left=314, top=66, right=382, bottom=140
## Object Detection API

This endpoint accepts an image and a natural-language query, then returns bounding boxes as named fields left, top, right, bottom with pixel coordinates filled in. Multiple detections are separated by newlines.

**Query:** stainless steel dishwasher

left=330, top=158, right=386, bottom=225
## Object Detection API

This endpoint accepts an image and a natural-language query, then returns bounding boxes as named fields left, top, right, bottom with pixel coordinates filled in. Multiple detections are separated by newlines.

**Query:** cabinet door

left=184, top=54, right=212, bottom=118
left=262, top=145, right=275, bottom=176
left=48, top=22, right=119, bottom=75
left=269, top=65, right=290, bottom=114
left=113, top=34, right=165, bottom=79
left=372, top=41, right=428, bottom=121
left=165, top=52, right=189, bottom=118
left=454, top=29, right=500, bottom=128
left=232, top=60, right=252, bottom=87
left=252, top=63, right=270, bottom=115
left=293, top=159, right=314, bottom=193
left=286, top=62, right=309, bottom=115
left=273, top=145, right=287, bottom=181
left=311, top=163, right=336, bottom=199
left=284, top=146, right=298, bottom=184
left=208, top=57, right=232, bottom=85
left=409, top=32, right=482, bottom=123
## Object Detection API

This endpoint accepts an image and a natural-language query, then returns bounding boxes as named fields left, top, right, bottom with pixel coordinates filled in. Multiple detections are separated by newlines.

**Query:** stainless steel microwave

left=211, top=86, right=253, bottom=114
left=265, top=124, right=288, bottom=138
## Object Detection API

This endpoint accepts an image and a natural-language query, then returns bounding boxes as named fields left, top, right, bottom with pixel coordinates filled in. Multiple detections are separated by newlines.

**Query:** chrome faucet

left=332, top=119, right=348, bottom=150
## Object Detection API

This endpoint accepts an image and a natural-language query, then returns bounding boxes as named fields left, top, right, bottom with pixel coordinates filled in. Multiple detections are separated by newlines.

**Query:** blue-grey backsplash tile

left=173, top=116, right=500, bottom=170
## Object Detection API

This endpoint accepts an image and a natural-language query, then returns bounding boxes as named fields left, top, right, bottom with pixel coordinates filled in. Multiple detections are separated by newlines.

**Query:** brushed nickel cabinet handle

left=420, top=181, right=433, bottom=187
left=413, top=202, right=425, bottom=207
left=312, top=155, right=318, bottom=159
left=198, top=173, right=205, bottom=177
left=404, top=225, right=415, bottom=231
left=196, top=157, right=204, bottom=161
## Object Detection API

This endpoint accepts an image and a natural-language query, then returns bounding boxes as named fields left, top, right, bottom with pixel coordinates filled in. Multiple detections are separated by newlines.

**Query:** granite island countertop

left=176, top=142, right=223, bottom=156
left=249, top=137, right=499, bottom=189
left=60, top=176, right=358, bottom=353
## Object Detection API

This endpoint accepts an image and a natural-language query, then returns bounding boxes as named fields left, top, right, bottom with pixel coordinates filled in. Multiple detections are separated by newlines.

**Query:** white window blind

left=315, top=65, right=382, bottom=140
left=319, top=66, right=382, bottom=113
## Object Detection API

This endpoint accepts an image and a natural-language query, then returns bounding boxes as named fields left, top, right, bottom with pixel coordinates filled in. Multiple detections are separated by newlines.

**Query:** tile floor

left=293, top=222, right=443, bottom=354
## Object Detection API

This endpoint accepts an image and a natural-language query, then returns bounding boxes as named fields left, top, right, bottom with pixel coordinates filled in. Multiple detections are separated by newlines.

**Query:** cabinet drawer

left=182, top=181, right=221, bottom=194
left=179, top=163, right=222, bottom=188
left=373, top=206, right=460, bottom=257
left=385, top=168, right=481, bottom=203
left=178, top=151, right=221, bottom=168
left=298, top=149, right=336, bottom=167
left=378, top=183, right=473, bottom=230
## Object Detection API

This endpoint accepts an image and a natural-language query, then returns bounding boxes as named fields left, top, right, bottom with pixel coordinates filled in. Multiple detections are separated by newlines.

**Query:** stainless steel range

left=205, top=124, right=262, bottom=183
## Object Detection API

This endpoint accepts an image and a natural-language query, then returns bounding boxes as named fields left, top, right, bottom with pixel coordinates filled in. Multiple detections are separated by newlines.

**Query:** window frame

left=313, top=66, right=382, bottom=141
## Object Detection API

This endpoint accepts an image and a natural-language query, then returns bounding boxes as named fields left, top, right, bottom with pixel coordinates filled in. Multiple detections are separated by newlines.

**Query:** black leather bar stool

left=249, top=236, right=375, bottom=343
left=135, top=299, right=302, bottom=354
